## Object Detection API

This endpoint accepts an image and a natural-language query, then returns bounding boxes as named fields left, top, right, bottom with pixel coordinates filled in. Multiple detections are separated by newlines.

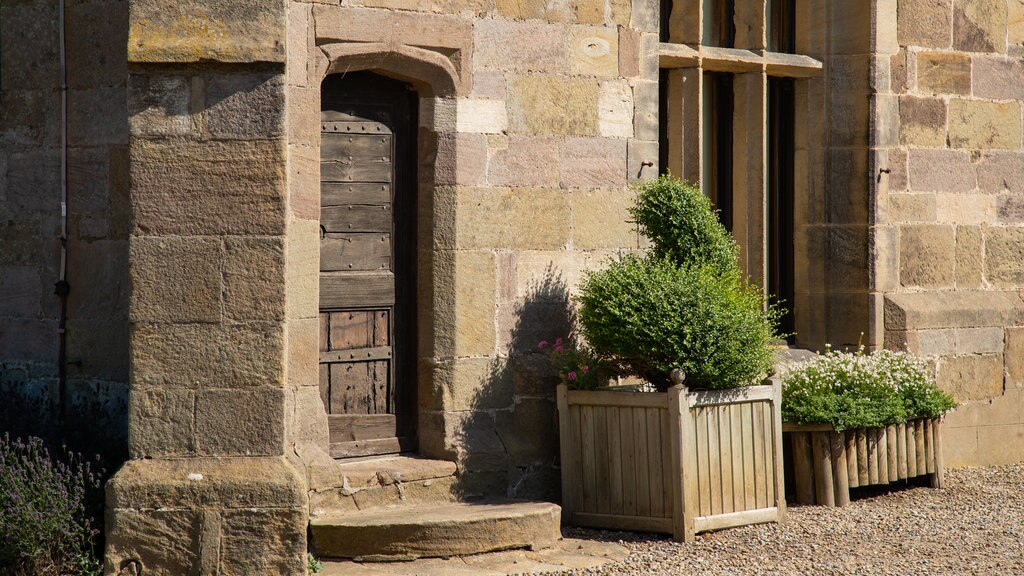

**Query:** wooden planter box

left=784, top=419, right=944, bottom=507
left=556, top=380, right=786, bottom=542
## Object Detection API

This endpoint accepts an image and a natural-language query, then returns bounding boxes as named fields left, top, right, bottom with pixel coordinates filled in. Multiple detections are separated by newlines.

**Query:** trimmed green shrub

left=782, top=348, right=957, bottom=431
left=628, top=175, right=738, bottom=276
left=577, top=255, right=781, bottom=391
left=0, top=435, right=103, bottom=576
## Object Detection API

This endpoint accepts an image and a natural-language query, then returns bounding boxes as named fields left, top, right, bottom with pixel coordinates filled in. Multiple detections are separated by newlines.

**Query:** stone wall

left=0, top=0, right=130, bottom=457
left=878, top=0, right=1024, bottom=466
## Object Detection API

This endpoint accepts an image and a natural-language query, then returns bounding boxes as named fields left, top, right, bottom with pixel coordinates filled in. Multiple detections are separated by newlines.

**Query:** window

left=659, top=0, right=819, bottom=340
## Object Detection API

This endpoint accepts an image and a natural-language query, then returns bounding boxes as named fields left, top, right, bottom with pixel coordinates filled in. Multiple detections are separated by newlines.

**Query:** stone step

left=310, top=456, right=460, bottom=516
left=310, top=501, right=563, bottom=561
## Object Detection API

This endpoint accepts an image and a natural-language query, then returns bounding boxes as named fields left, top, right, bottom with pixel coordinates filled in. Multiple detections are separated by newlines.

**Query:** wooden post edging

left=782, top=418, right=946, bottom=507
left=556, top=384, right=574, bottom=523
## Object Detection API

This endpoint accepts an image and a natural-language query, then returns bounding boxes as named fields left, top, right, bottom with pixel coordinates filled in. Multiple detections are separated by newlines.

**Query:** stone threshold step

left=334, top=455, right=458, bottom=489
left=311, top=500, right=562, bottom=561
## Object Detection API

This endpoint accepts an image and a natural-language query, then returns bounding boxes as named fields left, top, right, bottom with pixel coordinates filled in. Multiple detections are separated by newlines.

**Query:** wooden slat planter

left=784, top=419, right=944, bottom=507
left=557, top=380, right=786, bottom=542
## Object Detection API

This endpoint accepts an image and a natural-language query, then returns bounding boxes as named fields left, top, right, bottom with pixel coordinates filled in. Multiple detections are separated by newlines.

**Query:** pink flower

left=581, top=365, right=589, bottom=374
left=554, top=344, right=564, bottom=353
left=537, top=340, right=549, bottom=349
left=567, top=371, right=577, bottom=381
left=555, top=337, right=564, bottom=347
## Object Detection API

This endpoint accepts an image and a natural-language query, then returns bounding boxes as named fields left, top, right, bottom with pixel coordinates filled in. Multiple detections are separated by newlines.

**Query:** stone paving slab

left=320, top=537, right=629, bottom=575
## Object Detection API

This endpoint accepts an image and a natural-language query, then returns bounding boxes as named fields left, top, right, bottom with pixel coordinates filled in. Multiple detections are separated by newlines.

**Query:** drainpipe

left=54, top=0, right=70, bottom=431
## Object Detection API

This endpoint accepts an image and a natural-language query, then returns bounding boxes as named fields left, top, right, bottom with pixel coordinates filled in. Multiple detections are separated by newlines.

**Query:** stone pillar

left=104, top=1, right=308, bottom=574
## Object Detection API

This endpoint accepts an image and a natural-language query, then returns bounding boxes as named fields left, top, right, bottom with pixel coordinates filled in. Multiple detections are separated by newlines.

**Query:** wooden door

left=319, top=73, right=417, bottom=458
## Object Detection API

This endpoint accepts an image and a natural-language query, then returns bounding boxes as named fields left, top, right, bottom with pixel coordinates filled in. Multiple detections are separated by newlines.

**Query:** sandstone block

left=899, top=96, right=946, bottom=147
left=285, top=218, right=320, bottom=320
left=915, top=52, right=970, bottom=95
left=830, top=226, right=869, bottom=292
left=898, top=0, right=952, bottom=48
left=128, top=75, right=192, bottom=138
left=872, top=94, right=900, bottom=148
left=487, top=136, right=559, bottom=187
left=628, top=139, right=660, bottom=183
left=885, top=291, right=1019, bottom=330
left=619, top=26, right=641, bottom=78
left=131, top=139, right=286, bottom=235
left=956, top=327, right=1004, bottom=354
left=1011, top=0, right=1024, bottom=45
left=68, top=87, right=129, bottom=146
left=104, top=508, right=199, bottom=576
left=495, top=0, right=547, bottom=20
left=204, top=73, right=286, bottom=140
left=908, top=149, right=976, bottom=193
left=977, top=152, right=1024, bottom=194
left=220, top=509, right=307, bottom=575
left=891, top=50, right=910, bottom=94
left=976, top=424, right=1024, bottom=465
left=936, top=354, right=1004, bottom=402
left=0, top=266, right=41, bottom=318
left=437, top=132, right=488, bottom=187
left=130, top=323, right=221, bottom=389
left=984, top=226, right=1024, bottom=286
left=453, top=251, right=497, bottom=357
left=940, top=425, right=978, bottom=467
left=571, top=189, right=637, bottom=249
left=1005, top=326, right=1024, bottom=387
left=574, top=0, right=606, bottom=24
left=947, top=99, right=1022, bottom=150
left=223, top=322, right=287, bottom=388
left=570, top=26, right=619, bottom=77
left=630, top=0, right=658, bottom=32
left=507, top=75, right=598, bottom=136
left=972, top=57, right=1024, bottom=101
left=913, top=329, right=956, bottom=356
left=998, top=194, right=1024, bottom=222
left=454, top=187, right=570, bottom=250
left=287, top=3, right=310, bottom=87
left=128, top=0, right=286, bottom=63
left=286, top=379, right=329, bottom=449
left=471, top=71, right=507, bottom=100
left=456, top=99, right=508, bottom=134
left=474, top=20, right=568, bottom=73
left=872, top=225, right=900, bottom=291
left=560, top=137, right=627, bottom=189
left=129, top=236, right=221, bottom=323
left=953, top=0, right=1007, bottom=53
left=195, top=387, right=285, bottom=456
left=936, top=193, right=995, bottom=224
left=224, top=237, right=286, bottom=321
left=597, top=80, right=634, bottom=138
left=495, top=398, right=558, bottom=466
left=886, top=193, right=936, bottom=222
left=66, top=0, right=128, bottom=89
left=498, top=297, right=574, bottom=354
left=899, top=224, right=955, bottom=288
left=0, top=2, right=59, bottom=91
left=632, top=79, right=658, bottom=141
left=128, top=388, right=196, bottom=457
left=956, top=224, right=984, bottom=287
left=431, top=357, right=512, bottom=411
left=5, top=150, right=61, bottom=213
left=827, top=149, right=869, bottom=224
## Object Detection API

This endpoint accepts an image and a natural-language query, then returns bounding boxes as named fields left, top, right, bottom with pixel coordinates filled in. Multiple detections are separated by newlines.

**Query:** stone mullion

left=731, top=70, right=769, bottom=287
left=734, top=0, right=768, bottom=51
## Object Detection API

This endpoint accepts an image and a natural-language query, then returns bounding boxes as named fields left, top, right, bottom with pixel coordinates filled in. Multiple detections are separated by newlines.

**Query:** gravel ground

left=551, top=465, right=1024, bottom=576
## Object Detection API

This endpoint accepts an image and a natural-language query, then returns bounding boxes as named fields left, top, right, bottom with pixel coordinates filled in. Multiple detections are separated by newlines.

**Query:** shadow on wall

left=456, top=265, right=574, bottom=502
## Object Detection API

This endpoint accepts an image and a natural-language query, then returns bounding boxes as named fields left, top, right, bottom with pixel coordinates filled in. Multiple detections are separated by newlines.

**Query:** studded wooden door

left=319, top=73, right=417, bottom=458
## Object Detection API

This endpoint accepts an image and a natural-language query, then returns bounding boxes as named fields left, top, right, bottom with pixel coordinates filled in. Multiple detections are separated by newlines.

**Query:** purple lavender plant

left=0, top=434, right=103, bottom=576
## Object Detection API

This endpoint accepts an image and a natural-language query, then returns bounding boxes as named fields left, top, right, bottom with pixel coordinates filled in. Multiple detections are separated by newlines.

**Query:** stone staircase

left=309, top=456, right=563, bottom=561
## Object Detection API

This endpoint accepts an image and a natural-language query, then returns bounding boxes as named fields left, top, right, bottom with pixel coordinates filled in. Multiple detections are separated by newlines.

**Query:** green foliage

left=629, top=175, right=739, bottom=277
left=0, top=435, right=104, bottom=576
left=539, top=337, right=602, bottom=390
left=308, top=553, right=324, bottom=574
left=577, top=255, right=781, bottom=391
left=782, top=348, right=957, bottom=431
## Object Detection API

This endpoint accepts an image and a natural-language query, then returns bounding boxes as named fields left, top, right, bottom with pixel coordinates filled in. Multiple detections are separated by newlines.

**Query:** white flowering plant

left=782, top=347, right=956, bottom=431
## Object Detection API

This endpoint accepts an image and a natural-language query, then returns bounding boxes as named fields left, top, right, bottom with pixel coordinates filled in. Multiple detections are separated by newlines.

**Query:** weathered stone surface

left=953, top=0, right=1007, bottom=53
left=486, top=136, right=560, bottom=187
left=437, top=132, right=489, bottom=186
left=474, top=20, right=568, bottom=73
left=204, top=73, right=285, bottom=139
left=915, top=52, right=970, bottom=95
left=453, top=251, right=497, bottom=356
left=0, top=2, right=59, bottom=91
left=456, top=99, right=508, bottom=134
left=131, top=139, right=286, bottom=235
left=310, top=501, right=561, bottom=560
left=1011, top=0, right=1024, bottom=45
left=973, top=57, right=1024, bottom=101
left=632, top=79, right=658, bottom=140
left=1006, top=327, right=1024, bottom=388
left=128, top=0, right=287, bottom=63
left=129, top=236, right=221, bottom=323
left=900, top=224, right=955, bottom=288
left=887, top=193, right=936, bottom=222
left=455, top=187, right=570, bottom=250
left=907, top=328, right=956, bottom=356
left=495, top=398, right=557, bottom=466
left=998, top=194, right=1024, bottom=222
left=898, top=0, right=953, bottom=48
left=829, top=226, right=870, bottom=291
left=104, top=509, right=199, bottom=576
left=985, top=226, right=1024, bottom=286
left=68, top=87, right=129, bottom=146
left=471, top=71, right=507, bottom=100
left=128, top=75, right=192, bottom=137
left=908, top=149, right=976, bottom=193
left=597, top=80, right=633, bottom=138
left=430, top=356, right=512, bottom=411
left=220, top=509, right=307, bottom=576
left=885, top=291, right=1022, bottom=330
left=899, top=96, right=946, bottom=147
left=936, top=354, right=1004, bottom=402
left=507, top=75, right=598, bottom=136
left=956, top=225, right=984, bottom=287
left=559, top=137, right=627, bottom=189
left=348, top=476, right=461, bottom=511
left=195, top=387, right=285, bottom=456
left=224, top=237, right=286, bottom=321
left=977, top=152, right=1024, bottom=194
left=948, top=99, right=1021, bottom=150
left=129, top=388, right=195, bottom=456
left=571, top=189, right=637, bottom=249
left=627, top=139, right=659, bottom=183
left=335, top=455, right=458, bottom=488
left=569, top=26, right=618, bottom=77
left=956, top=327, right=1004, bottom=354
left=936, top=193, right=995, bottom=224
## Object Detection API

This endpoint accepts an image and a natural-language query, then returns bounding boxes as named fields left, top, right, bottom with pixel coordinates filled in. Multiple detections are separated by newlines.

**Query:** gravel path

left=552, top=465, right=1024, bottom=576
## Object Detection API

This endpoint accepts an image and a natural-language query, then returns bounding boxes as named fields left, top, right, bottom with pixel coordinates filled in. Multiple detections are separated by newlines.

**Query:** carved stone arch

left=318, top=42, right=462, bottom=98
